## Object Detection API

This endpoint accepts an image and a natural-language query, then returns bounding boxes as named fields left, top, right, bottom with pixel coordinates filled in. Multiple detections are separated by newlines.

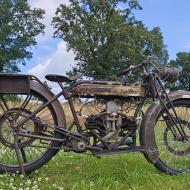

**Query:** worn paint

left=71, top=83, right=145, bottom=97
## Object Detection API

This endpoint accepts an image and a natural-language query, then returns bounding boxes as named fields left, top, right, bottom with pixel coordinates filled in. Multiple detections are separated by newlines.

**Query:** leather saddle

left=45, top=74, right=82, bottom=83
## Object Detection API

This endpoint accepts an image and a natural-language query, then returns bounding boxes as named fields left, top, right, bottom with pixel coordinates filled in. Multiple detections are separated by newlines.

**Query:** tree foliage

left=53, top=0, right=168, bottom=79
left=170, top=52, right=190, bottom=91
left=0, top=0, right=45, bottom=72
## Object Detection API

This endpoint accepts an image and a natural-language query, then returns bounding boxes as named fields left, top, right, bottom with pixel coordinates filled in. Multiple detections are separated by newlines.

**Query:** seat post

left=58, top=82, right=82, bottom=133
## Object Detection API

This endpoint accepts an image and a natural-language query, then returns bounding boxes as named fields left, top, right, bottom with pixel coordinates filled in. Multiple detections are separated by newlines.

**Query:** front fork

left=145, top=74, right=188, bottom=141
left=156, top=77, right=187, bottom=140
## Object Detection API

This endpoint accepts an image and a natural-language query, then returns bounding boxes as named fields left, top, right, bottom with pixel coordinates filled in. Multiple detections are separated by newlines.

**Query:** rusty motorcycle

left=0, top=58, right=189, bottom=175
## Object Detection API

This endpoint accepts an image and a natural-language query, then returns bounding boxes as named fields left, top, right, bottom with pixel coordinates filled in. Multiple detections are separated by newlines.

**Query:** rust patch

left=0, top=74, right=30, bottom=94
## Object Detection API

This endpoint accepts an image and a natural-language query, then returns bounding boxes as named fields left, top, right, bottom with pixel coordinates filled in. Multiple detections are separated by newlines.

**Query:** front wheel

left=141, top=99, right=190, bottom=175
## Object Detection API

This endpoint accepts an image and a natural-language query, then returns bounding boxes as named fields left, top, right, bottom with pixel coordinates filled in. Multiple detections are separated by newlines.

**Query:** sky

left=22, top=0, right=190, bottom=82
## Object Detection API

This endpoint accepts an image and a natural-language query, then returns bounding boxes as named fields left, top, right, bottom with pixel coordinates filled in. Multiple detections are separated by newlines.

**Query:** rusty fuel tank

left=70, top=82, right=145, bottom=97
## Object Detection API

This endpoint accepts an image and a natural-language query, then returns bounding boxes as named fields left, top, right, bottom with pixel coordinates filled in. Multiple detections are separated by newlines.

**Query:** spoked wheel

left=0, top=91, right=63, bottom=174
left=163, top=118, right=190, bottom=156
left=153, top=99, right=190, bottom=174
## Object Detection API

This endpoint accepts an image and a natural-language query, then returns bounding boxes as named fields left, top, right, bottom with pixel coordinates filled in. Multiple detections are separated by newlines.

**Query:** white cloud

left=29, top=0, right=69, bottom=41
left=27, top=1, right=75, bottom=95
left=28, top=41, right=75, bottom=80
left=28, top=0, right=74, bottom=76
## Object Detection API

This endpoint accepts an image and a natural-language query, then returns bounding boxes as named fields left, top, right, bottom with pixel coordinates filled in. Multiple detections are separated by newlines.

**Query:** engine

left=85, top=100, right=138, bottom=142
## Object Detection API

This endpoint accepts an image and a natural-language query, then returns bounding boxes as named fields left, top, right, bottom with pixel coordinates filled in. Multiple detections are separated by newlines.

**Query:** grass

left=1, top=99, right=190, bottom=189
left=0, top=152, right=190, bottom=190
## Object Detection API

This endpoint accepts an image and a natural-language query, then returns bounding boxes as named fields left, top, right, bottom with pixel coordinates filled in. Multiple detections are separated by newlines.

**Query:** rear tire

left=0, top=90, right=64, bottom=174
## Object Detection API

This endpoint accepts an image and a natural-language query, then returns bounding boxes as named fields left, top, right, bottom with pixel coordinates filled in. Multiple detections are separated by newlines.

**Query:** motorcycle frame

left=15, top=76, right=150, bottom=132
left=0, top=73, right=184, bottom=145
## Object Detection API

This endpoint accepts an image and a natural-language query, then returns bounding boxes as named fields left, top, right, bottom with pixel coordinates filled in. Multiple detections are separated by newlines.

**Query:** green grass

left=0, top=151, right=190, bottom=190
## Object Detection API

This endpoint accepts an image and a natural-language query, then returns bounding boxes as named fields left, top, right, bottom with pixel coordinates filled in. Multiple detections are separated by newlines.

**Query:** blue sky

left=23, top=0, right=190, bottom=79
left=136, top=0, right=190, bottom=59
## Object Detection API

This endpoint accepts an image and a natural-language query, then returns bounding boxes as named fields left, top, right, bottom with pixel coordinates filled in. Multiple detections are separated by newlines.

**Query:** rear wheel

left=0, top=91, right=63, bottom=174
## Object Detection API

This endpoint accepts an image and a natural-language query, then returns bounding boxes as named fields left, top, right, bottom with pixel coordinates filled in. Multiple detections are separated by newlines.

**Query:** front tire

left=141, top=99, right=190, bottom=175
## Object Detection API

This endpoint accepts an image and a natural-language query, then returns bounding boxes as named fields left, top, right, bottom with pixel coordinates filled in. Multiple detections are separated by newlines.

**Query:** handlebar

left=116, top=59, right=150, bottom=76
left=117, top=57, right=181, bottom=84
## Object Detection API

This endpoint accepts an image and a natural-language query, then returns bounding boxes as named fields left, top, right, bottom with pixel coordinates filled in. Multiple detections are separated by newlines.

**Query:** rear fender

left=0, top=74, right=66, bottom=129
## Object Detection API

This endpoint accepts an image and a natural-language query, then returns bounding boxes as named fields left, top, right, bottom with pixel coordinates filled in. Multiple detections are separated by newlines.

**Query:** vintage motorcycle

left=0, top=58, right=189, bottom=176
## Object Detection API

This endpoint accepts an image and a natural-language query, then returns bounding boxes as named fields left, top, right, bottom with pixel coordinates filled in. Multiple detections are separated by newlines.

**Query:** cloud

left=27, top=1, right=75, bottom=95
left=28, top=0, right=74, bottom=75
left=28, top=41, right=75, bottom=80
left=29, top=0, right=69, bottom=41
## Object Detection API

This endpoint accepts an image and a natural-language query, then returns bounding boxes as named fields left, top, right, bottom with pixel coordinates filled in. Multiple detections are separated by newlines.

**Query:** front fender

left=140, top=90, right=190, bottom=163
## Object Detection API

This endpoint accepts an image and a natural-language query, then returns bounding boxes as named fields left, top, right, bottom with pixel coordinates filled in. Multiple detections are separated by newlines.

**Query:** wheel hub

left=0, top=109, right=40, bottom=149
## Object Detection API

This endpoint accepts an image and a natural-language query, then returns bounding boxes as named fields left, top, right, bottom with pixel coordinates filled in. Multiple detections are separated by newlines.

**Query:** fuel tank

left=70, top=82, right=145, bottom=97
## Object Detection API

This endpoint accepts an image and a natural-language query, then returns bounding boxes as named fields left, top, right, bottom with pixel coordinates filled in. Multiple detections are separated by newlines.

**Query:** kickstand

left=14, top=133, right=26, bottom=177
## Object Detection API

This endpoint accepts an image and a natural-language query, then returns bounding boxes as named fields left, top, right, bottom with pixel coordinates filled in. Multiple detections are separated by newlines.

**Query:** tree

left=170, top=52, right=190, bottom=91
left=0, top=0, right=45, bottom=72
left=52, top=0, right=168, bottom=80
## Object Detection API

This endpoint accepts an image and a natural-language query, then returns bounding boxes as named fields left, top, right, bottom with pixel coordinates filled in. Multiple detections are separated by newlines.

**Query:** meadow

left=0, top=100, right=190, bottom=190
left=0, top=151, right=190, bottom=190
